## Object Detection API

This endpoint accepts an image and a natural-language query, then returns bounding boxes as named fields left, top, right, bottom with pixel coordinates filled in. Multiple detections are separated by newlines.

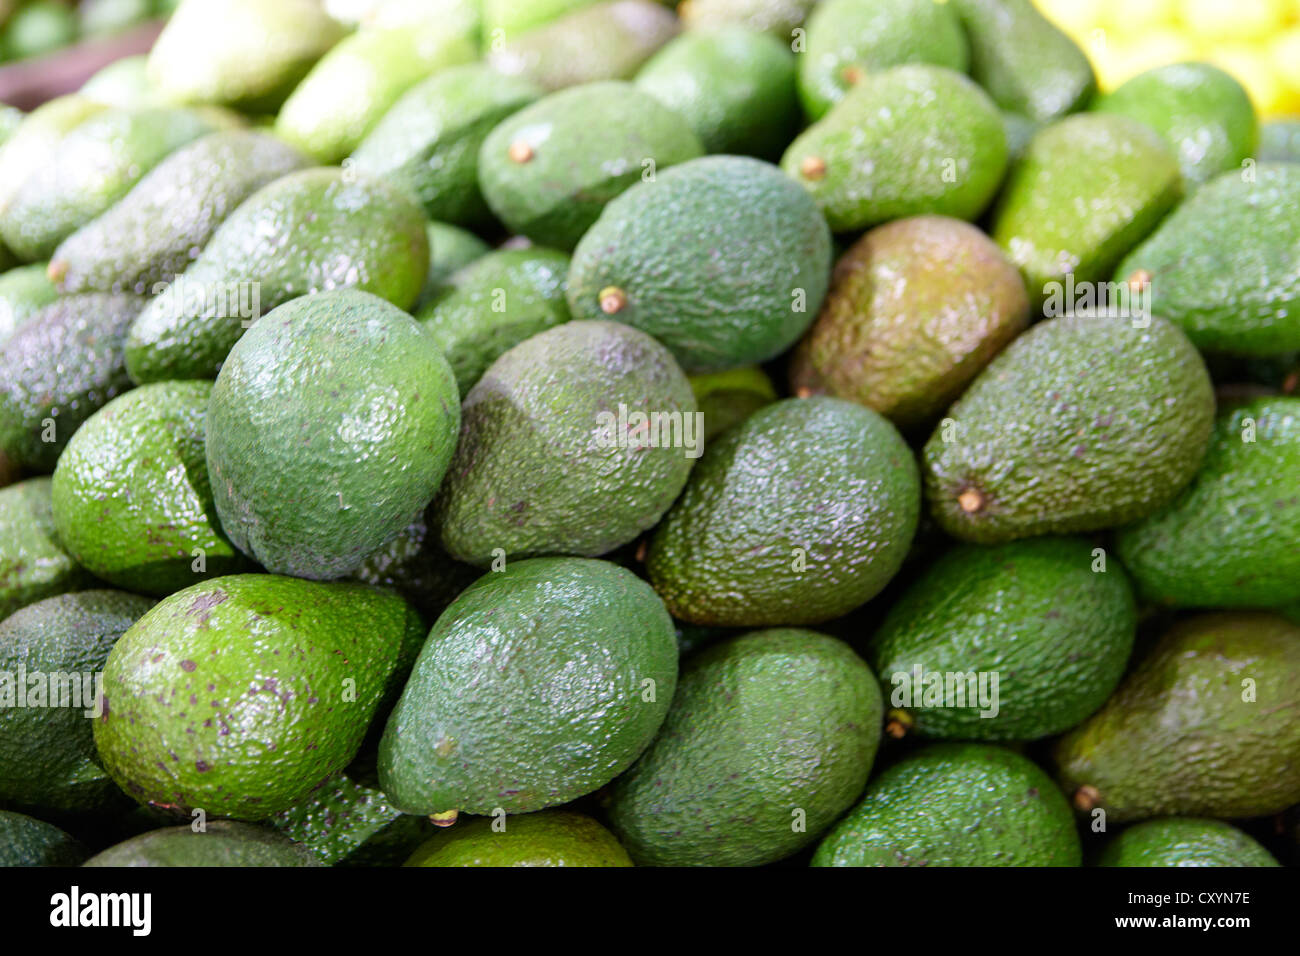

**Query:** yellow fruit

left=1210, top=46, right=1292, bottom=116
left=1272, top=28, right=1300, bottom=90
left=1182, top=0, right=1291, bottom=43
left=1103, top=0, right=1180, bottom=37
left=1093, top=32, right=1199, bottom=91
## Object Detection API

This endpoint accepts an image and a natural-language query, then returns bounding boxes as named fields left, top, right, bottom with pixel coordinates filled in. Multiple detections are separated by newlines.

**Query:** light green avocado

left=1097, top=818, right=1280, bottom=868
left=84, top=821, right=321, bottom=867
left=0, top=478, right=95, bottom=621
left=405, top=811, right=632, bottom=867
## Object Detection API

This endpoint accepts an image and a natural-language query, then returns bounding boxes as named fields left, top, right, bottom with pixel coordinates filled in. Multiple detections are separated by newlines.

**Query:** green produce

left=207, top=290, right=460, bottom=580
left=351, top=515, right=480, bottom=626
left=1, top=1, right=76, bottom=61
left=1258, top=118, right=1300, bottom=162
left=84, top=822, right=321, bottom=867
left=482, top=0, right=600, bottom=36
left=0, top=478, right=94, bottom=621
left=1097, top=818, right=1280, bottom=867
left=405, top=811, right=632, bottom=867
left=688, top=365, right=776, bottom=441
left=609, top=628, right=882, bottom=867
left=923, top=313, right=1215, bottom=543
left=647, top=397, right=919, bottom=626
left=80, top=56, right=160, bottom=109
left=679, top=0, right=815, bottom=36
left=0, top=263, right=59, bottom=344
left=420, top=222, right=490, bottom=304
left=0, top=810, right=88, bottom=867
left=274, top=771, right=432, bottom=867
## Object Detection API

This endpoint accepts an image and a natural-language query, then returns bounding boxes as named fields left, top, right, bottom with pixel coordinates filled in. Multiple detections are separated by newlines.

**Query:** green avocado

left=0, top=96, right=106, bottom=229
left=608, top=628, right=882, bottom=867
left=435, top=320, right=695, bottom=565
left=1097, top=818, right=1280, bottom=868
left=94, top=574, right=425, bottom=820
left=922, top=313, right=1215, bottom=544
left=482, top=0, right=601, bottom=36
left=0, top=478, right=95, bottom=621
left=84, top=821, right=321, bottom=867
left=351, top=513, right=481, bottom=626
left=679, top=0, right=816, bottom=36
left=1055, top=612, right=1300, bottom=822
left=207, top=290, right=460, bottom=581
left=80, top=56, right=160, bottom=110
left=0, top=263, right=59, bottom=345
left=125, top=166, right=430, bottom=383
left=688, top=366, right=776, bottom=441
left=379, top=557, right=678, bottom=816
left=812, top=743, right=1081, bottom=866
left=419, top=222, right=490, bottom=306
left=405, top=811, right=632, bottom=867
left=274, top=771, right=433, bottom=867
left=567, top=155, right=831, bottom=372
left=647, top=397, right=919, bottom=626
left=1258, top=119, right=1300, bottom=163
left=0, top=810, right=88, bottom=867
left=1, top=1, right=77, bottom=61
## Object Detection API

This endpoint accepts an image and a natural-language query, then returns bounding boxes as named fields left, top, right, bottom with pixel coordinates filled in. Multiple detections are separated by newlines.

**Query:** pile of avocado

left=0, top=0, right=1298, bottom=870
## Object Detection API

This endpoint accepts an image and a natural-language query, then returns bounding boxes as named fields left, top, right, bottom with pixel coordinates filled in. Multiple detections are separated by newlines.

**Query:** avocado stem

left=885, top=708, right=913, bottom=739
left=957, top=488, right=985, bottom=514
left=1072, top=785, right=1100, bottom=813
left=598, top=286, right=627, bottom=315
left=800, top=156, right=828, bottom=181
left=507, top=140, right=535, bottom=164
left=429, top=809, right=459, bottom=828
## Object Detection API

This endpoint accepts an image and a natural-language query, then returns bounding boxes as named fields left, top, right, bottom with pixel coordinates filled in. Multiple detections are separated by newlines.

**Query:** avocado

left=0, top=478, right=95, bottom=621
left=923, top=313, right=1215, bottom=544
left=125, top=167, right=430, bottom=383
left=80, top=55, right=160, bottom=110
left=790, top=215, right=1029, bottom=429
left=1117, top=398, right=1300, bottom=609
left=0, top=810, right=88, bottom=867
left=149, top=0, right=345, bottom=111
left=609, top=628, right=881, bottom=867
left=50, top=130, right=309, bottom=296
left=207, top=290, right=460, bottom=581
left=868, top=537, right=1136, bottom=741
left=782, top=65, right=1008, bottom=232
left=416, top=246, right=572, bottom=397
left=679, top=0, right=815, bottom=36
left=635, top=26, right=799, bottom=157
left=274, top=771, right=433, bottom=867
left=0, top=107, right=231, bottom=263
left=482, top=0, right=600, bottom=37
left=78, top=0, right=153, bottom=39
left=0, top=293, right=145, bottom=473
left=0, top=263, right=59, bottom=345
left=948, top=0, right=1096, bottom=123
left=0, top=96, right=105, bottom=226
left=688, top=366, right=777, bottom=441
left=477, top=81, right=704, bottom=251
left=84, top=821, right=321, bottom=867
left=435, top=320, right=694, bottom=565
left=812, top=743, right=1081, bottom=866
left=797, top=0, right=969, bottom=120
left=1, top=1, right=76, bottom=61
left=352, top=65, right=542, bottom=227
left=1000, top=110, right=1039, bottom=163
left=1094, top=62, right=1257, bottom=188
left=0, top=590, right=154, bottom=814
left=419, top=222, right=490, bottom=306
left=51, top=381, right=247, bottom=597
left=568, top=155, right=831, bottom=371
left=405, top=811, right=632, bottom=867
left=379, top=557, right=678, bottom=816
left=352, top=513, right=481, bottom=626
left=1114, top=164, right=1300, bottom=357
left=1055, top=612, right=1300, bottom=821
left=94, top=574, right=425, bottom=820
left=1097, top=818, right=1280, bottom=868
left=647, top=397, right=919, bottom=626
left=1258, top=119, right=1300, bottom=163
left=991, top=114, right=1183, bottom=296
left=488, top=0, right=680, bottom=92
left=276, top=21, right=477, bottom=164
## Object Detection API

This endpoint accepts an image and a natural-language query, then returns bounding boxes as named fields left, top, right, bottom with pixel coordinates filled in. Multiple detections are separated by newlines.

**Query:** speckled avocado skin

left=1114, top=164, right=1300, bottom=356
left=435, top=320, right=695, bottom=566
left=567, top=155, right=832, bottom=372
left=84, top=821, right=321, bottom=867
left=647, top=397, right=919, bottom=627
left=94, top=574, right=425, bottom=820
left=867, top=537, right=1136, bottom=741
left=0, top=293, right=145, bottom=472
left=405, top=811, right=632, bottom=867
left=274, top=771, right=433, bottom=867
left=0, top=478, right=95, bottom=620
left=608, top=628, right=882, bottom=867
left=1097, top=818, right=1280, bottom=867
left=207, top=290, right=460, bottom=581
left=477, top=81, right=703, bottom=251
left=52, top=381, right=246, bottom=597
left=51, top=130, right=308, bottom=295
left=378, top=557, right=678, bottom=816
left=1054, top=613, right=1300, bottom=822
left=0, top=810, right=89, bottom=866
left=923, top=313, right=1215, bottom=544
left=126, top=167, right=430, bottom=384
left=0, top=590, right=154, bottom=814
left=812, top=743, right=1081, bottom=866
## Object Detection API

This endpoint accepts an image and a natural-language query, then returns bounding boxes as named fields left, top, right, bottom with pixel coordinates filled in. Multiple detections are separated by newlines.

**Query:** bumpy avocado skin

left=923, top=314, right=1215, bottom=544
left=274, top=771, right=433, bottom=867
left=609, top=629, right=882, bottom=867
left=0, top=478, right=95, bottom=621
left=647, top=397, right=919, bottom=627
left=379, top=557, right=678, bottom=816
left=84, top=821, right=321, bottom=867
left=1055, top=613, right=1300, bottom=822
left=0, top=810, right=89, bottom=867
left=813, top=743, right=1081, bottom=866
left=405, top=811, right=632, bottom=867
left=1097, top=818, right=1280, bottom=868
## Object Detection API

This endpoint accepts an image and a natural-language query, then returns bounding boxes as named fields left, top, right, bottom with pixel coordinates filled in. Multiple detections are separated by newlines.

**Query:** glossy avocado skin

left=812, top=743, right=1081, bottom=866
left=126, top=167, right=430, bottom=384
left=435, top=321, right=695, bottom=566
left=0, top=293, right=145, bottom=472
left=688, top=366, right=776, bottom=442
left=51, top=381, right=247, bottom=597
left=567, top=155, right=832, bottom=372
left=206, top=290, right=460, bottom=581
left=1117, top=397, right=1300, bottom=609
left=274, top=771, right=433, bottom=867
left=405, top=811, right=632, bottom=867
left=867, top=537, right=1136, bottom=741
left=0, top=810, right=89, bottom=867
left=418, top=222, right=489, bottom=308
left=84, top=821, right=321, bottom=867
left=379, top=557, right=678, bottom=816
left=94, top=574, right=425, bottom=820
left=0, top=478, right=95, bottom=621
left=1097, top=818, right=1280, bottom=868
left=609, top=629, right=882, bottom=867
left=51, top=130, right=309, bottom=295
left=0, top=96, right=105, bottom=229
left=923, top=314, right=1215, bottom=544
left=1114, top=164, right=1300, bottom=357
left=647, top=397, right=919, bottom=627
left=0, top=590, right=154, bottom=814
left=1055, top=613, right=1300, bottom=822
